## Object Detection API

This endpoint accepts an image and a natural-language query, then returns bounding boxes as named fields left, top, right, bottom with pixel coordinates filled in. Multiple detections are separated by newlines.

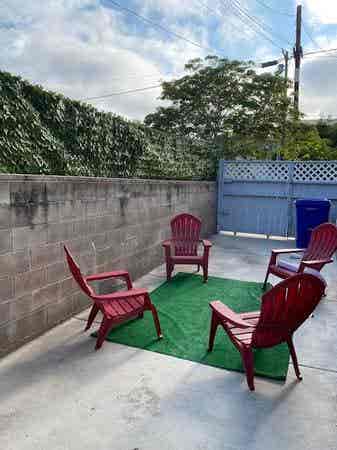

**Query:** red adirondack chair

left=263, top=223, right=337, bottom=290
left=64, top=245, right=162, bottom=350
left=162, top=213, right=212, bottom=283
left=208, top=274, right=325, bottom=390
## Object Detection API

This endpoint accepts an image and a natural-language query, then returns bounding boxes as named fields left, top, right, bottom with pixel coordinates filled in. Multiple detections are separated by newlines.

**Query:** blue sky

left=1, top=0, right=337, bottom=120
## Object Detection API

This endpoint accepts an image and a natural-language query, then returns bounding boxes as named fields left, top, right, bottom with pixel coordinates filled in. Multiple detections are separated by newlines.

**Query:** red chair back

left=252, top=274, right=324, bottom=348
left=303, top=223, right=337, bottom=268
left=64, top=245, right=94, bottom=297
left=170, top=213, right=201, bottom=256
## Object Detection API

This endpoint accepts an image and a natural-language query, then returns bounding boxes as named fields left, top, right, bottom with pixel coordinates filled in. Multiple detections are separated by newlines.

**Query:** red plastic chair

left=162, top=213, right=212, bottom=283
left=208, top=274, right=325, bottom=390
left=263, top=223, right=337, bottom=290
left=64, top=245, right=162, bottom=350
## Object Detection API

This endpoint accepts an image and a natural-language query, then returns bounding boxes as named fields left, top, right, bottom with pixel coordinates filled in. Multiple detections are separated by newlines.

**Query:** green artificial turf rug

left=98, top=273, right=290, bottom=380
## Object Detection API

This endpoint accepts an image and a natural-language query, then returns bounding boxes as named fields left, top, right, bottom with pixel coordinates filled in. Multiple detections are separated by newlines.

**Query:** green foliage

left=0, top=70, right=211, bottom=179
left=145, top=56, right=292, bottom=165
left=280, top=121, right=337, bottom=160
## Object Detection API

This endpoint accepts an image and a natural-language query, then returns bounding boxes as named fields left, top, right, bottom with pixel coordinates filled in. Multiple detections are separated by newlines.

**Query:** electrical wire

left=302, top=21, right=322, bottom=51
left=217, top=0, right=286, bottom=50
left=194, top=0, right=253, bottom=41
left=303, top=48, right=337, bottom=57
left=80, top=84, right=162, bottom=102
left=230, top=0, right=292, bottom=46
left=254, top=0, right=294, bottom=18
left=102, top=0, right=225, bottom=57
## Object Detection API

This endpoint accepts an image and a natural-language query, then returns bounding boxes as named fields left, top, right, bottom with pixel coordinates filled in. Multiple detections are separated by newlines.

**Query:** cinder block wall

left=0, top=175, right=216, bottom=356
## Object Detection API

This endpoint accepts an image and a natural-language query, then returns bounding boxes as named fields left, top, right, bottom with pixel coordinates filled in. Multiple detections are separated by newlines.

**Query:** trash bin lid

left=295, top=198, right=330, bottom=207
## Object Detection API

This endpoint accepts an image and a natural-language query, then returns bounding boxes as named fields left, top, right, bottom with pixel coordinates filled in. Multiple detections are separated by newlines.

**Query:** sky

left=0, top=0, right=337, bottom=121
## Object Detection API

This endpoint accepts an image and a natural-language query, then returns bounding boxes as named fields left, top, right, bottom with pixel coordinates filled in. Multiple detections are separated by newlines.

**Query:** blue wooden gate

left=217, top=160, right=337, bottom=237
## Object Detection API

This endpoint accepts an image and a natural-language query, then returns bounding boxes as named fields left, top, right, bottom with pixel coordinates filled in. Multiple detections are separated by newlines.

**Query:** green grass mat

left=98, top=273, right=289, bottom=380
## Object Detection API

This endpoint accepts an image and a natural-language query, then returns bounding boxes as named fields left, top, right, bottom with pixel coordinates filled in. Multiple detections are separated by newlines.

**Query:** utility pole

left=281, top=49, right=289, bottom=149
left=293, top=4, right=302, bottom=115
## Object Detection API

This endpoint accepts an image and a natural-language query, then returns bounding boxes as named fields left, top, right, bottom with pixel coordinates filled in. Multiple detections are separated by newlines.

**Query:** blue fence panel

left=217, top=160, right=337, bottom=237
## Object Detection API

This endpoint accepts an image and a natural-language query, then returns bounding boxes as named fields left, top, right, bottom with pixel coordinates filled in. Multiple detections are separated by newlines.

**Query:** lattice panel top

left=223, top=161, right=290, bottom=181
left=222, top=161, right=337, bottom=183
left=293, top=161, right=337, bottom=182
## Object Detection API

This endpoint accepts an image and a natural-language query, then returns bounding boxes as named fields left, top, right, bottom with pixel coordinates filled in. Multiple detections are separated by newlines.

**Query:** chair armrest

left=162, top=240, right=172, bottom=247
left=86, top=270, right=132, bottom=289
left=201, top=239, right=212, bottom=248
left=210, top=301, right=253, bottom=328
left=93, top=288, right=148, bottom=302
left=301, top=258, right=333, bottom=267
left=269, top=248, right=306, bottom=266
left=271, top=248, right=305, bottom=255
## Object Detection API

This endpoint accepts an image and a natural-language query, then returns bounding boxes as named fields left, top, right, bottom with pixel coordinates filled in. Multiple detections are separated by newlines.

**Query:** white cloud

left=303, top=0, right=337, bottom=25
left=0, top=0, right=208, bottom=119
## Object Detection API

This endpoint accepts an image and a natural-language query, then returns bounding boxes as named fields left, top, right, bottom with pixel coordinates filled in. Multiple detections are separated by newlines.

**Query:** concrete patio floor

left=1, top=234, right=337, bottom=450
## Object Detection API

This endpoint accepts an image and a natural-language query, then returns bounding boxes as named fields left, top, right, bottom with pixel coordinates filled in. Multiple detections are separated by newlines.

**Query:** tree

left=144, top=56, right=291, bottom=161
left=280, top=122, right=337, bottom=160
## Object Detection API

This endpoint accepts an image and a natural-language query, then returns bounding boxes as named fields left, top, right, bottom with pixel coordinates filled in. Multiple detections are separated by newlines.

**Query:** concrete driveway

left=1, top=234, right=336, bottom=450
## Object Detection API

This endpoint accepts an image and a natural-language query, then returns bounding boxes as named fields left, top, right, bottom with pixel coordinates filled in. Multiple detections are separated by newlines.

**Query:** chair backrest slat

left=252, top=274, right=324, bottom=348
left=171, top=213, right=201, bottom=256
left=64, top=245, right=94, bottom=298
left=303, top=223, right=337, bottom=268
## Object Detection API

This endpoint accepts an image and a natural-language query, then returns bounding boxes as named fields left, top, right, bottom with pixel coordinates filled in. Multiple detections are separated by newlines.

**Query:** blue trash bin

left=295, top=198, right=331, bottom=248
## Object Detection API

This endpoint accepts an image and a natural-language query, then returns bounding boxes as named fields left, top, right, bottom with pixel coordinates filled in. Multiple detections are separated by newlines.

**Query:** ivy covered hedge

left=0, top=71, right=212, bottom=179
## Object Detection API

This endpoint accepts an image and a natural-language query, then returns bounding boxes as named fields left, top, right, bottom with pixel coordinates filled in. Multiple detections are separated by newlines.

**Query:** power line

left=219, top=0, right=288, bottom=50
left=254, top=0, right=294, bottom=18
left=80, top=84, right=162, bottom=102
left=102, top=0, right=224, bottom=57
left=194, top=0, right=253, bottom=41
left=302, top=21, right=322, bottom=50
left=303, top=47, right=337, bottom=57
left=230, top=0, right=292, bottom=46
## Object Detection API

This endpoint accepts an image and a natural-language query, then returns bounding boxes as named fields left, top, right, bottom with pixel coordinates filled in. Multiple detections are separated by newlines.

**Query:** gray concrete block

left=30, top=243, right=63, bottom=269
left=32, top=282, right=60, bottom=310
left=0, top=301, right=10, bottom=326
left=0, top=182, right=10, bottom=205
left=58, top=277, right=78, bottom=300
left=47, top=297, right=74, bottom=327
left=0, top=205, right=11, bottom=229
left=47, top=221, right=75, bottom=243
left=7, top=307, right=48, bottom=344
left=0, top=276, right=14, bottom=302
left=0, top=250, right=30, bottom=276
left=46, top=261, right=69, bottom=284
left=9, top=293, right=34, bottom=320
left=0, top=229, right=12, bottom=254
left=72, top=291, right=91, bottom=313
left=73, top=219, right=96, bottom=237
left=15, top=267, right=47, bottom=297
left=13, top=224, right=48, bottom=250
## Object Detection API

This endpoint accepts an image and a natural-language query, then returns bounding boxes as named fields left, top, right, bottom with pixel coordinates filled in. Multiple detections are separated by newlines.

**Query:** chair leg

left=197, top=264, right=200, bottom=272
left=242, top=348, right=255, bottom=391
left=287, top=337, right=302, bottom=381
left=95, top=317, right=113, bottom=350
left=166, top=262, right=173, bottom=281
left=138, top=312, right=144, bottom=319
left=263, top=269, right=270, bottom=290
left=208, top=312, right=220, bottom=352
left=85, top=304, right=99, bottom=331
left=150, top=305, right=163, bottom=339
left=202, top=263, right=208, bottom=283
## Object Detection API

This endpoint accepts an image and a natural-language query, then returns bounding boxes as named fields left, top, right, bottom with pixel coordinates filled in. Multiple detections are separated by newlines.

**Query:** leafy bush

left=0, top=71, right=212, bottom=179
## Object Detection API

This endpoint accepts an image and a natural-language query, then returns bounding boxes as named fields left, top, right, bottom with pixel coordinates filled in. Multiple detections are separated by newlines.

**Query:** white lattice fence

left=218, top=160, right=337, bottom=236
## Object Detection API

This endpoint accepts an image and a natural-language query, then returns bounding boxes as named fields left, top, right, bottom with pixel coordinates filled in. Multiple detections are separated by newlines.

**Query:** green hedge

left=0, top=71, right=212, bottom=179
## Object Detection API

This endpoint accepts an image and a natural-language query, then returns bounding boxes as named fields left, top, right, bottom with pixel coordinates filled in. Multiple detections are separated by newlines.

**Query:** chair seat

left=101, top=295, right=145, bottom=320
left=220, top=311, right=260, bottom=346
left=170, top=255, right=203, bottom=264
left=269, top=264, right=295, bottom=279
